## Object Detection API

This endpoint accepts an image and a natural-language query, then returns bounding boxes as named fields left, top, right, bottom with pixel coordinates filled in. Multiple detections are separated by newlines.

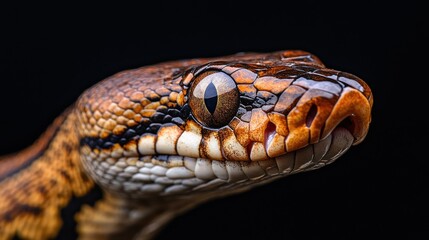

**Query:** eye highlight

left=189, top=71, right=239, bottom=128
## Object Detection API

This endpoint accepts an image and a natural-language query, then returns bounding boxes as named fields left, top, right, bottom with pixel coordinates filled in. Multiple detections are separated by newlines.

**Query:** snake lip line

left=79, top=126, right=355, bottom=199
left=79, top=123, right=358, bottom=161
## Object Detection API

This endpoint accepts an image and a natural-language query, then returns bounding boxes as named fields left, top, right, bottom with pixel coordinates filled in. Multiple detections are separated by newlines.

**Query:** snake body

left=0, top=50, right=372, bottom=239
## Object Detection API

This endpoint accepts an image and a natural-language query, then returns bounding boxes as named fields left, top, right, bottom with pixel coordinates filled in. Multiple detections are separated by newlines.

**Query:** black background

left=0, top=1, right=427, bottom=239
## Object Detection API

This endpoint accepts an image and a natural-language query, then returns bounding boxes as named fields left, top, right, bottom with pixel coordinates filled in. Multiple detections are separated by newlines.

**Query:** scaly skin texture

left=0, top=50, right=372, bottom=240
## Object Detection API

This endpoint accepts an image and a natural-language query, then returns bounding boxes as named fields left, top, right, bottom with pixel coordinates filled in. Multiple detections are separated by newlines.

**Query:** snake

left=0, top=50, right=372, bottom=240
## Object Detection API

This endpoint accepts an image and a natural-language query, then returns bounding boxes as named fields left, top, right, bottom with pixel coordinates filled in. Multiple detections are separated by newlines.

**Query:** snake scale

left=0, top=50, right=372, bottom=240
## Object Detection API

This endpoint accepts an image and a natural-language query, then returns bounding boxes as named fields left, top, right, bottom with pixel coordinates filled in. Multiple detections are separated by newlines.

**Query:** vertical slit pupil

left=204, top=82, right=218, bottom=114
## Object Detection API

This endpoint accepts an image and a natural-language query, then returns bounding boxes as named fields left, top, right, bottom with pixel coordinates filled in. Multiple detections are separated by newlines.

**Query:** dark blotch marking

left=60, top=169, right=72, bottom=182
left=37, top=186, right=47, bottom=194
left=240, top=96, right=254, bottom=105
left=62, top=142, right=73, bottom=154
left=3, top=204, right=42, bottom=222
left=134, top=124, right=146, bottom=135
left=162, top=115, right=173, bottom=123
left=180, top=104, right=191, bottom=118
left=151, top=112, right=165, bottom=123
left=82, top=138, right=93, bottom=148
left=96, top=138, right=104, bottom=147
left=102, top=141, right=114, bottom=148
left=252, top=97, right=265, bottom=108
left=204, top=82, right=218, bottom=114
left=12, top=235, right=22, bottom=240
left=156, top=105, right=168, bottom=114
left=147, top=123, right=162, bottom=133
left=109, top=134, right=120, bottom=142
left=119, top=138, right=128, bottom=145
left=172, top=117, right=185, bottom=126
left=167, top=109, right=181, bottom=117
left=123, top=129, right=137, bottom=139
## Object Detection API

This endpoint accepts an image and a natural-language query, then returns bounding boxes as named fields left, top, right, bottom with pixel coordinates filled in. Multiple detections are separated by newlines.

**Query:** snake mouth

left=80, top=125, right=355, bottom=199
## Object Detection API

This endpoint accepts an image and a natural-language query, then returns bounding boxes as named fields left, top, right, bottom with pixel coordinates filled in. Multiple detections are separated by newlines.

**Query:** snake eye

left=189, top=71, right=239, bottom=128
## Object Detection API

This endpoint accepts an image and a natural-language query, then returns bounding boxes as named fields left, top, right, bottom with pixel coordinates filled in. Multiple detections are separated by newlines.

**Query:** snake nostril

left=306, top=105, right=318, bottom=128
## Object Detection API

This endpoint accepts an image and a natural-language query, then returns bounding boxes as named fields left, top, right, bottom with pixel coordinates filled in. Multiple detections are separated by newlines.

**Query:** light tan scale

left=0, top=50, right=372, bottom=240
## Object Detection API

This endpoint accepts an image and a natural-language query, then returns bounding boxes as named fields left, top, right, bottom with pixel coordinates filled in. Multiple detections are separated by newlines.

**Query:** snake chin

left=85, top=127, right=354, bottom=200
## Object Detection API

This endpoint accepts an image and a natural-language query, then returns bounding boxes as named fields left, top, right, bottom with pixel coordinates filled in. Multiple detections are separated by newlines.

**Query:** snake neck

left=0, top=109, right=203, bottom=240
left=0, top=110, right=97, bottom=240
left=0, top=112, right=68, bottom=180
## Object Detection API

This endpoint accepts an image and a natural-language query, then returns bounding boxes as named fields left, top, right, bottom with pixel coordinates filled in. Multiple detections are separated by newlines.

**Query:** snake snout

left=269, top=72, right=372, bottom=155
left=320, top=87, right=372, bottom=145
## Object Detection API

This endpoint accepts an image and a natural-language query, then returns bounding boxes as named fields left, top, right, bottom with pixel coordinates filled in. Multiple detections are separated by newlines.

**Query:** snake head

left=178, top=59, right=372, bottom=161
left=76, top=50, right=372, bottom=200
